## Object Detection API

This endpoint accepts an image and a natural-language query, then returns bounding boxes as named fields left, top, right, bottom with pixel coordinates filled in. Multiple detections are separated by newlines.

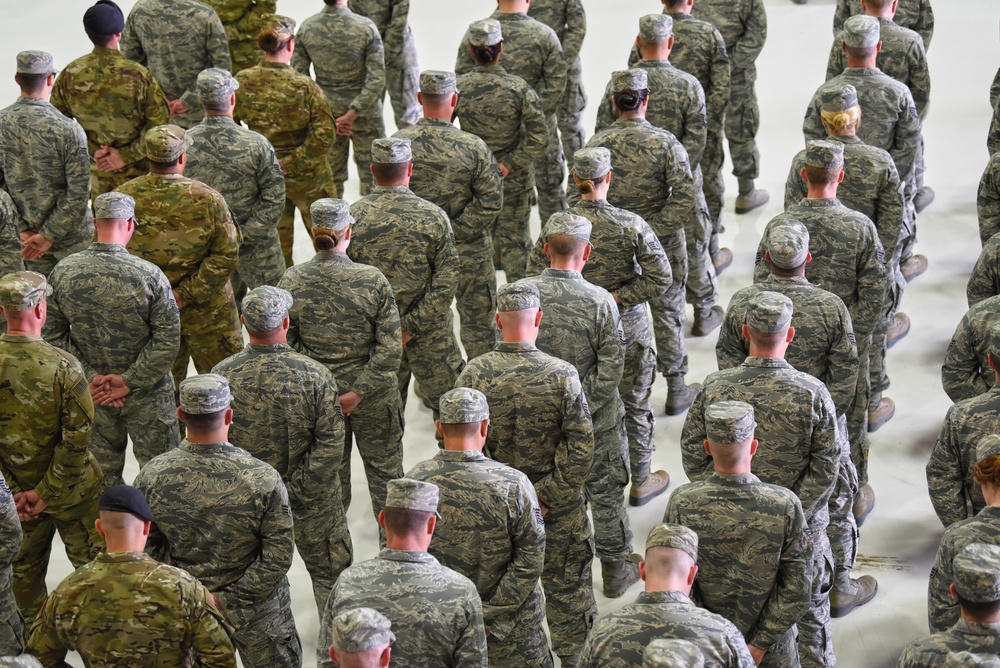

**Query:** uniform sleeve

left=583, top=302, right=625, bottom=410
left=43, top=277, right=98, bottom=380
left=925, top=413, right=974, bottom=527
left=752, top=223, right=772, bottom=284
left=797, top=391, right=840, bottom=523
left=290, top=32, right=312, bottom=77
left=533, top=373, right=594, bottom=509
left=683, top=83, right=708, bottom=166
left=0, top=475, right=22, bottom=568
left=731, top=0, right=767, bottom=69
left=240, top=141, right=286, bottom=241
left=35, top=358, right=95, bottom=504
left=402, top=221, right=459, bottom=337
left=927, top=536, right=960, bottom=633
left=352, top=279, right=403, bottom=397
left=679, top=387, right=713, bottom=482
left=455, top=590, right=489, bottom=668
left=874, top=161, right=906, bottom=267
left=49, top=71, right=71, bottom=117
left=802, top=91, right=826, bottom=141
left=941, top=314, right=988, bottom=403
left=832, top=0, right=850, bottom=34
left=233, top=0, right=276, bottom=34
left=118, top=77, right=171, bottom=168
left=26, top=588, right=71, bottom=666
left=317, top=578, right=340, bottom=668
left=825, top=307, right=860, bottom=418
left=278, top=275, right=302, bottom=350
left=715, top=297, right=750, bottom=371
left=852, top=229, right=888, bottom=337
left=536, top=36, right=568, bottom=116
left=615, top=223, right=671, bottom=309
left=825, top=38, right=846, bottom=81
left=455, top=35, right=474, bottom=76
left=385, top=0, right=410, bottom=52
left=179, top=13, right=233, bottom=110
left=562, top=0, right=587, bottom=63
left=784, top=158, right=807, bottom=210
left=281, top=84, right=337, bottom=177
left=516, top=87, right=549, bottom=165
left=967, top=239, right=1000, bottom=307
left=121, top=12, right=146, bottom=65
left=189, top=580, right=239, bottom=667
left=38, top=123, right=91, bottom=245
left=909, top=44, right=931, bottom=120
left=657, top=142, right=699, bottom=241
left=287, top=375, right=346, bottom=509
left=913, top=1, right=934, bottom=50
left=453, top=147, right=503, bottom=240
left=978, top=157, right=1000, bottom=246
left=594, top=80, right=616, bottom=134
left=123, top=272, right=180, bottom=390
left=706, top=29, right=731, bottom=135
left=989, top=104, right=1000, bottom=158
left=891, top=94, right=921, bottom=189
left=351, top=29, right=386, bottom=117
left=174, top=198, right=240, bottom=309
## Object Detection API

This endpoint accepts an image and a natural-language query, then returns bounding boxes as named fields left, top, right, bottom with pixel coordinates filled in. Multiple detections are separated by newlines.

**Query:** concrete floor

left=2, top=0, right=998, bottom=665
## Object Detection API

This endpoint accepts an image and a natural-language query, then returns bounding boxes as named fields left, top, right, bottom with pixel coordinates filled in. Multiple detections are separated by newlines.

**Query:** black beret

left=84, top=0, right=125, bottom=36
left=99, top=485, right=154, bottom=522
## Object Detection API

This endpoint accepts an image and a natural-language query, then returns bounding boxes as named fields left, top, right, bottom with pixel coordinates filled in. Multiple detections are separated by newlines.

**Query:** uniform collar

left=16, top=96, right=50, bottom=107
left=247, top=343, right=293, bottom=354
left=261, top=61, right=292, bottom=70
left=494, top=341, right=538, bottom=353
left=542, top=268, right=583, bottom=280
left=379, top=548, right=438, bottom=564
left=708, top=471, right=761, bottom=485
left=764, top=274, right=809, bottom=286
left=418, top=117, right=454, bottom=128
left=828, top=134, right=863, bottom=145
left=435, top=449, right=488, bottom=462
left=637, top=59, right=674, bottom=69
left=491, top=10, right=528, bottom=19
left=742, top=356, right=791, bottom=369
left=636, top=590, right=693, bottom=605
left=0, top=334, right=42, bottom=342
left=372, top=185, right=413, bottom=195
left=473, top=63, right=507, bottom=75
left=201, top=115, right=237, bottom=126
left=799, top=197, right=841, bottom=208
left=614, top=117, right=651, bottom=129
left=99, top=551, right=154, bottom=563
left=179, top=439, right=236, bottom=454
left=844, top=67, right=882, bottom=76
left=88, top=242, right=128, bottom=253
left=314, top=250, right=353, bottom=263
left=954, top=618, right=1000, bottom=636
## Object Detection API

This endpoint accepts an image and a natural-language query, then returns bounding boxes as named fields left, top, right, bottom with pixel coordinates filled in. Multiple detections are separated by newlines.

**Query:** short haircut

left=803, top=164, right=841, bottom=187
left=863, top=0, right=894, bottom=9
left=180, top=408, right=227, bottom=432
left=546, top=234, right=589, bottom=259
left=149, top=157, right=182, bottom=171
left=440, top=422, right=482, bottom=439
left=664, top=0, right=688, bottom=8
left=371, top=162, right=410, bottom=183
left=613, top=89, right=649, bottom=113
left=747, top=328, right=788, bottom=347
left=245, top=323, right=283, bottom=338
left=420, top=92, right=452, bottom=106
left=643, top=545, right=694, bottom=579
left=85, top=29, right=116, bottom=48
left=472, top=43, right=502, bottom=65
left=15, top=73, right=49, bottom=95
left=201, top=96, right=231, bottom=113
left=382, top=507, right=433, bottom=537
left=845, top=45, right=878, bottom=60
left=956, top=593, right=1000, bottom=618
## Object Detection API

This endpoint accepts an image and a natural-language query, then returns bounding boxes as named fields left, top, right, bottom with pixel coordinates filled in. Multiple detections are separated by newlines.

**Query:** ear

left=741, top=323, right=751, bottom=342
left=380, top=647, right=391, bottom=667
left=142, top=520, right=151, bottom=537
left=667, top=35, right=675, bottom=51
left=95, top=518, right=106, bottom=539
left=799, top=167, right=808, bottom=181
left=543, top=242, right=552, bottom=261
left=378, top=509, right=386, bottom=529
left=703, top=439, right=711, bottom=456
left=837, top=169, right=845, bottom=184
left=841, top=40, right=848, bottom=54
left=950, top=583, right=958, bottom=598
left=638, top=559, right=647, bottom=581
left=534, top=309, right=543, bottom=327
left=805, top=252, right=812, bottom=263
left=239, top=314, right=246, bottom=327
left=449, top=92, right=459, bottom=107
left=406, top=163, right=413, bottom=178
left=282, top=315, right=290, bottom=332
left=224, top=407, right=234, bottom=426
left=495, top=312, right=503, bottom=330
left=581, top=244, right=592, bottom=262
left=427, top=514, right=436, bottom=534
left=370, top=163, right=376, bottom=178
left=786, top=325, right=796, bottom=344
left=749, top=438, right=759, bottom=456
left=480, top=418, right=490, bottom=438
left=635, top=35, right=642, bottom=49
left=177, top=406, right=185, bottom=422
left=688, top=563, right=698, bottom=586
left=329, top=647, right=339, bottom=664
left=435, top=419, right=445, bottom=438
left=990, top=354, right=997, bottom=372
left=417, top=91, right=423, bottom=105
left=344, top=226, right=352, bottom=241
left=876, top=39, right=883, bottom=54
left=764, top=250, right=771, bottom=264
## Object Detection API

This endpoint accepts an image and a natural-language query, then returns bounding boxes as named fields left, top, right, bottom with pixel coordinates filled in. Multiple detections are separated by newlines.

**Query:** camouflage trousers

left=340, top=388, right=405, bottom=524
left=702, top=128, right=726, bottom=234
left=722, top=66, right=761, bottom=181
left=619, top=304, right=657, bottom=482
left=541, top=498, right=598, bottom=661
left=585, top=400, right=633, bottom=562
left=224, top=577, right=302, bottom=668
left=685, top=172, right=720, bottom=313
left=328, top=108, right=386, bottom=198
left=828, top=421, right=860, bottom=587
left=279, top=179, right=339, bottom=267
left=291, top=496, right=353, bottom=617
left=383, top=26, right=422, bottom=129
left=870, top=268, right=904, bottom=396
left=797, top=525, right=835, bottom=668
left=228, top=38, right=264, bottom=76
left=847, top=333, right=873, bottom=486
left=535, top=114, right=568, bottom=224
left=760, top=628, right=799, bottom=668
left=648, top=228, right=689, bottom=379
left=171, top=329, right=245, bottom=391
left=0, top=606, right=22, bottom=657
left=25, top=236, right=91, bottom=277
left=486, top=584, right=552, bottom=668
left=90, top=164, right=147, bottom=202
left=233, top=236, right=287, bottom=305
left=494, top=187, right=534, bottom=283
left=455, top=237, right=499, bottom=360
left=397, top=312, right=465, bottom=424
left=14, top=491, right=103, bottom=622
left=90, top=374, right=180, bottom=487
left=557, top=57, right=587, bottom=165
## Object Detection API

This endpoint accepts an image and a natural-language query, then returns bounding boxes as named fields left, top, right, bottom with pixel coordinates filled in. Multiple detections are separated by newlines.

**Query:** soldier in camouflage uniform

left=392, top=70, right=503, bottom=360
left=122, top=0, right=231, bottom=128
left=318, top=479, right=488, bottom=668
left=523, top=213, right=640, bottom=597
left=579, top=523, right=755, bottom=668
left=898, top=543, right=1000, bottom=666
left=212, top=287, right=352, bottom=615
left=643, top=639, right=706, bottom=668
left=942, top=296, right=1000, bottom=403
left=455, top=20, right=547, bottom=283
left=979, top=154, right=1000, bottom=246
left=0, top=195, right=23, bottom=287
left=293, top=0, right=386, bottom=197
left=0, top=474, right=20, bottom=655
left=235, top=14, right=338, bottom=267
left=0, top=52, right=92, bottom=276
left=202, top=0, right=275, bottom=73
left=186, top=68, right=285, bottom=302
left=348, top=0, right=422, bottom=129
left=348, top=138, right=464, bottom=423
left=834, top=0, right=934, bottom=51
left=51, top=1, right=170, bottom=199
left=968, top=236, right=1000, bottom=307
left=527, top=148, right=672, bottom=506
left=43, top=193, right=180, bottom=487
left=458, top=281, right=596, bottom=665
left=928, top=435, right=1000, bottom=633
left=116, top=125, right=242, bottom=390
left=134, top=374, right=301, bottom=668
left=0, top=659, right=38, bottom=668
left=27, top=485, right=235, bottom=667
left=406, top=389, right=549, bottom=667
left=278, top=199, right=404, bottom=522
left=327, top=607, right=394, bottom=667
left=455, top=0, right=568, bottom=223
left=0, top=272, right=104, bottom=622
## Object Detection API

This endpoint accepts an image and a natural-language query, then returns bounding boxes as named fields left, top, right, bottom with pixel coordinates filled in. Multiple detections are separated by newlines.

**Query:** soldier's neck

left=497, top=0, right=529, bottom=14
left=441, top=441, right=485, bottom=453
left=3, top=314, right=42, bottom=336
left=846, top=55, right=878, bottom=69
left=806, top=184, right=839, bottom=199
left=549, top=258, right=586, bottom=273
left=205, top=110, right=235, bottom=119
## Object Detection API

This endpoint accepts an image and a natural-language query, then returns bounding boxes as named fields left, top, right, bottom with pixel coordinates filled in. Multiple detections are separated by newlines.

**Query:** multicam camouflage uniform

left=968, top=235, right=1000, bottom=306
left=292, top=4, right=386, bottom=197
left=833, top=0, right=934, bottom=50
left=978, top=154, right=1000, bottom=246
left=929, top=506, right=1000, bottom=633
left=27, top=551, right=235, bottom=666
left=0, top=476, right=21, bottom=655
left=201, top=0, right=275, bottom=73
left=121, top=0, right=232, bottom=128
left=942, top=296, right=1000, bottom=403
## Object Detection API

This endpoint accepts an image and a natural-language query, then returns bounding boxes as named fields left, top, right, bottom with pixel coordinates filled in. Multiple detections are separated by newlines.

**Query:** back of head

left=638, top=14, right=673, bottom=52
left=745, top=291, right=793, bottom=352
left=438, top=388, right=489, bottom=441
left=467, top=19, right=503, bottom=65
left=83, top=0, right=125, bottom=47
left=544, top=211, right=592, bottom=261
left=573, top=147, right=612, bottom=195
left=382, top=478, right=439, bottom=543
left=330, top=608, right=394, bottom=668
left=14, top=51, right=57, bottom=95
left=178, top=373, right=232, bottom=434
left=258, top=14, right=296, bottom=55
left=370, top=138, right=412, bottom=185
left=310, top=198, right=353, bottom=251
left=496, top=280, right=541, bottom=333
left=419, top=70, right=458, bottom=112
left=842, top=14, right=880, bottom=60
left=953, top=543, right=1000, bottom=620
left=643, top=523, right=698, bottom=584
left=766, top=218, right=810, bottom=273
left=0, top=271, right=51, bottom=329
left=803, top=140, right=844, bottom=187
left=241, top=286, right=292, bottom=338
left=704, top=400, right=757, bottom=468
left=611, top=69, right=649, bottom=114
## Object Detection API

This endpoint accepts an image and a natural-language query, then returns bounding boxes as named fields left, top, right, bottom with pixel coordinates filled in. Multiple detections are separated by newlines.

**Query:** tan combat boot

left=630, top=470, right=671, bottom=507
left=602, top=554, right=642, bottom=598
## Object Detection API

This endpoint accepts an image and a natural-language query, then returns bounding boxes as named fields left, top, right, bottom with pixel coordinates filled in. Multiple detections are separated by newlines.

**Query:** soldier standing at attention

left=135, top=374, right=301, bottom=668
left=407, top=388, right=549, bottom=666
left=834, top=0, right=934, bottom=52
left=0, top=52, right=92, bottom=276
left=942, top=296, right=1000, bottom=404
left=27, top=485, right=236, bottom=667
left=0, top=195, right=23, bottom=286
left=327, top=608, right=395, bottom=668
left=202, top=0, right=275, bottom=73
left=235, top=14, right=338, bottom=267
left=51, top=0, right=170, bottom=200
left=121, top=0, right=231, bottom=128
left=44, top=193, right=180, bottom=487
left=278, top=199, right=404, bottom=523
left=293, top=0, right=386, bottom=198
left=212, top=286, right=352, bottom=615
left=185, top=68, right=285, bottom=302
left=0, top=271, right=104, bottom=623
left=348, top=138, right=464, bottom=424
left=0, top=474, right=20, bottom=655
left=116, top=125, right=242, bottom=390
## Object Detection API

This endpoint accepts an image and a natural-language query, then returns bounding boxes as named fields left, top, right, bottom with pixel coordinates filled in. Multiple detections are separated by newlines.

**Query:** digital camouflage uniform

left=50, top=47, right=170, bottom=198
left=833, top=0, right=934, bottom=50
left=0, top=97, right=92, bottom=276
left=348, top=185, right=464, bottom=421
left=292, top=5, right=386, bottom=197
left=235, top=61, right=337, bottom=267
left=278, top=250, right=404, bottom=521
left=44, top=242, right=181, bottom=486
left=989, top=102, right=1000, bottom=157
left=27, top=551, right=235, bottom=667
left=978, top=153, right=1000, bottom=246
left=212, top=342, right=352, bottom=615
left=135, top=437, right=300, bottom=668
left=455, top=61, right=547, bottom=283
left=202, top=0, right=275, bottom=73
left=941, top=296, right=1000, bottom=403
left=393, top=117, right=503, bottom=360
left=455, top=11, right=568, bottom=223
left=121, top=0, right=232, bottom=128
left=0, top=475, right=22, bottom=655
left=0, top=658, right=39, bottom=668
left=929, top=507, right=1000, bottom=634
left=0, top=194, right=24, bottom=285
left=457, top=341, right=597, bottom=661
left=897, top=620, right=1000, bottom=668
left=968, top=234, right=1000, bottom=306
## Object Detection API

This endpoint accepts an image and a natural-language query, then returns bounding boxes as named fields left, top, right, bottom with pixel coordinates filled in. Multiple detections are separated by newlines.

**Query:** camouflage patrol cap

left=612, top=69, right=648, bottom=93
left=820, top=84, right=859, bottom=112
left=573, top=147, right=612, bottom=180
left=99, top=485, right=154, bottom=522
left=178, top=374, right=232, bottom=415
left=706, top=400, right=757, bottom=445
left=639, top=14, right=673, bottom=41
left=842, top=14, right=880, bottom=49
left=83, top=0, right=125, bottom=36
left=330, top=608, right=395, bottom=652
left=642, top=639, right=704, bottom=668
left=497, top=280, right=540, bottom=312
left=946, top=652, right=1000, bottom=668
left=145, top=124, right=193, bottom=163
left=420, top=70, right=458, bottom=95
left=989, top=322, right=1000, bottom=358
left=976, top=435, right=1000, bottom=463
left=0, top=657, right=44, bottom=668
left=766, top=219, right=810, bottom=270
left=371, top=138, right=412, bottom=164
left=16, top=51, right=56, bottom=75
left=311, top=198, right=354, bottom=234
left=805, top=140, right=845, bottom=169
left=93, top=192, right=135, bottom=220
left=0, top=271, right=51, bottom=311
left=385, top=478, right=439, bottom=514
left=259, top=14, right=296, bottom=39
left=545, top=212, right=592, bottom=241
left=439, top=388, right=490, bottom=425
left=467, top=19, right=502, bottom=47
left=646, top=523, right=698, bottom=561
left=952, top=543, right=1000, bottom=603
left=745, top=291, right=793, bottom=334
left=241, top=286, right=293, bottom=333
left=196, top=68, right=239, bottom=107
